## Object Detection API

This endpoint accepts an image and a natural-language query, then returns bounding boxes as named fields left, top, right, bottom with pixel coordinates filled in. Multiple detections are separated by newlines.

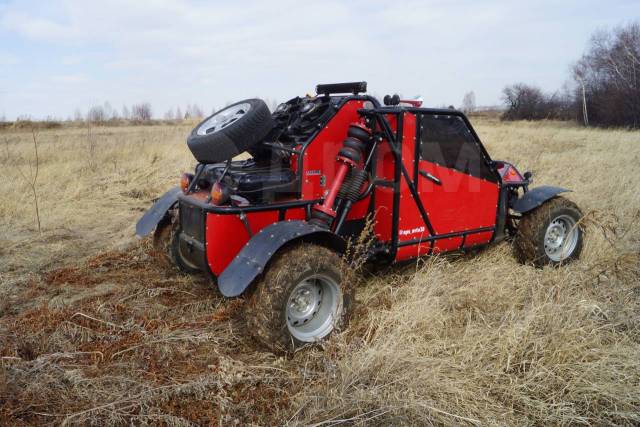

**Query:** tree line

left=75, top=102, right=213, bottom=123
left=1, top=99, right=285, bottom=127
left=501, top=22, right=640, bottom=128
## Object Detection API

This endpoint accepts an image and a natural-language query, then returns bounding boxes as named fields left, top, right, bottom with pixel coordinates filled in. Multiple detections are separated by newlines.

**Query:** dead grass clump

left=43, top=266, right=102, bottom=287
left=0, top=240, right=295, bottom=425
left=288, top=217, right=640, bottom=426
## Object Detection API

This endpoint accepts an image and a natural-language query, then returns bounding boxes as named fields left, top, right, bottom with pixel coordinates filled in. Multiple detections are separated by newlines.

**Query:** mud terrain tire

left=153, top=212, right=200, bottom=274
left=514, top=196, right=584, bottom=267
left=187, top=98, right=274, bottom=163
left=245, top=244, right=354, bottom=353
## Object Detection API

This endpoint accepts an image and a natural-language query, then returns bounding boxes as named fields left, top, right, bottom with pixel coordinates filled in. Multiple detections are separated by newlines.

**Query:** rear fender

left=511, top=185, right=570, bottom=214
left=217, top=220, right=345, bottom=297
left=135, top=187, right=181, bottom=237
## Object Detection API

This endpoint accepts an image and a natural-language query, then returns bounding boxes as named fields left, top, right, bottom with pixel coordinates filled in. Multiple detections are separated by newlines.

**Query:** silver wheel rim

left=285, top=274, right=342, bottom=342
left=177, top=243, right=199, bottom=270
left=196, top=103, right=251, bottom=135
left=544, top=214, right=579, bottom=262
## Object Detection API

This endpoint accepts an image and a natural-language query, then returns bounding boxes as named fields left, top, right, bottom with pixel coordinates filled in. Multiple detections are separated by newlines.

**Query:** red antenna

left=400, top=96, right=423, bottom=107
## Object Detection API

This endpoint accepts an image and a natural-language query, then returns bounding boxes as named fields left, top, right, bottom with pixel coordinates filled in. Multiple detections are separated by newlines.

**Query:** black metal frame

left=176, top=195, right=320, bottom=216
left=397, top=226, right=496, bottom=247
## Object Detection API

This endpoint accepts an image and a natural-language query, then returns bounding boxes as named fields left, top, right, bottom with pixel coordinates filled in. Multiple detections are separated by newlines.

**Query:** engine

left=194, top=95, right=341, bottom=205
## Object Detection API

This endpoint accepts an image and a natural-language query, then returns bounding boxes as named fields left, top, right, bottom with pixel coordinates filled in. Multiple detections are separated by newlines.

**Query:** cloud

left=50, top=73, right=89, bottom=84
left=0, top=52, right=20, bottom=66
left=0, top=9, right=78, bottom=40
left=61, top=55, right=82, bottom=65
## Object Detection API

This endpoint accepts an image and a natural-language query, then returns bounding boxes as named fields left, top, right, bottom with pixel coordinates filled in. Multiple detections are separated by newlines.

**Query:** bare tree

left=87, top=105, right=106, bottom=123
left=121, top=105, right=130, bottom=120
left=502, top=84, right=544, bottom=120
left=73, top=108, right=84, bottom=122
left=164, top=108, right=175, bottom=120
left=184, top=104, right=203, bottom=119
left=461, top=91, right=476, bottom=114
left=175, top=106, right=183, bottom=122
left=3, top=137, right=9, bottom=162
left=103, top=102, right=115, bottom=120
left=131, top=103, right=152, bottom=121
left=191, top=104, right=204, bottom=118
left=501, top=83, right=573, bottom=121
left=572, top=22, right=640, bottom=128
left=14, top=130, right=42, bottom=233
left=87, top=120, right=96, bottom=168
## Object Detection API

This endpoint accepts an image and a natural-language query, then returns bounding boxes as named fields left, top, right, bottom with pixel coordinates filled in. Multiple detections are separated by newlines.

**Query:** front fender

left=511, top=185, right=570, bottom=213
left=217, top=220, right=345, bottom=297
left=135, top=187, right=181, bottom=237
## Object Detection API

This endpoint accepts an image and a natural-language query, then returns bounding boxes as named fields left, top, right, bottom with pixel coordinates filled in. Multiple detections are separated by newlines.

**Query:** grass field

left=1, top=118, right=639, bottom=425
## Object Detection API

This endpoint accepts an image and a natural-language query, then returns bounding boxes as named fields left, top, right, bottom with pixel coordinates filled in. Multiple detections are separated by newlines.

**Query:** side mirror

left=523, top=171, right=533, bottom=181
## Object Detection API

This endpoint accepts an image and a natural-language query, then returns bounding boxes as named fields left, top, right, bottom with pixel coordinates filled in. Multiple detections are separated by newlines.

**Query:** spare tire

left=187, top=99, right=274, bottom=163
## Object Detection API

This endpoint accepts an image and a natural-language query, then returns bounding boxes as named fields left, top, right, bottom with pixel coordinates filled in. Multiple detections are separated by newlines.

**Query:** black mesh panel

left=419, top=114, right=497, bottom=182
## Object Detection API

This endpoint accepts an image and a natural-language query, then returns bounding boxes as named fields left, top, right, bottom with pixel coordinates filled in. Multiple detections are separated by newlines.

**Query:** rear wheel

left=152, top=215, right=174, bottom=268
left=245, top=244, right=353, bottom=353
left=153, top=211, right=200, bottom=274
left=514, top=196, right=584, bottom=267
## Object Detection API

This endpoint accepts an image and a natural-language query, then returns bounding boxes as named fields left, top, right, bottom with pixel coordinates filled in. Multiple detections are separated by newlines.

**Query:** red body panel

left=417, top=161, right=499, bottom=234
left=205, top=211, right=279, bottom=275
left=463, top=230, right=494, bottom=247
left=301, top=100, right=365, bottom=200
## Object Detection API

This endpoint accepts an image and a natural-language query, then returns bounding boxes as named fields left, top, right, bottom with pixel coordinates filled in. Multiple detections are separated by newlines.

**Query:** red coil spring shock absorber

left=311, top=123, right=372, bottom=227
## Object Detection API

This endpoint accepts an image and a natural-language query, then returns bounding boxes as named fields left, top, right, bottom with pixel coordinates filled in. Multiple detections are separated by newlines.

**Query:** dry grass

left=1, top=119, right=639, bottom=425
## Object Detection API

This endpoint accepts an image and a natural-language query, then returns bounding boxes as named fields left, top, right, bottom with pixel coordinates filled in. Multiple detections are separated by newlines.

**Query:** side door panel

left=417, top=113, right=500, bottom=248
left=417, top=161, right=498, bottom=248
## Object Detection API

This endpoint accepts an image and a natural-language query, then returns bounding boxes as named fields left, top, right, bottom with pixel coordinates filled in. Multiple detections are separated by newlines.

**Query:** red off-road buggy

left=137, top=82, right=584, bottom=352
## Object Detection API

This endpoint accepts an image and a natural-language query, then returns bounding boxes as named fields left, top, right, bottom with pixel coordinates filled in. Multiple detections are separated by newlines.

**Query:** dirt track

left=1, top=240, right=301, bottom=424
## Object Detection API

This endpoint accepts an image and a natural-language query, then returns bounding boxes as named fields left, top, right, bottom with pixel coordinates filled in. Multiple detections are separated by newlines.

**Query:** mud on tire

left=153, top=211, right=200, bottom=274
left=514, top=196, right=584, bottom=267
left=245, top=243, right=354, bottom=353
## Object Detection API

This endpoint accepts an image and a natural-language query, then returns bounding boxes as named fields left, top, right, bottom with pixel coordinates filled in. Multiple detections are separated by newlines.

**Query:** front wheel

left=245, top=244, right=353, bottom=353
left=514, top=196, right=584, bottom=267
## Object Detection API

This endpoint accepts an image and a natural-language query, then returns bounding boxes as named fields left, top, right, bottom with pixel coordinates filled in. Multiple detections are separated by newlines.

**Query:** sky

left=0, top=0, right=638, bottom=120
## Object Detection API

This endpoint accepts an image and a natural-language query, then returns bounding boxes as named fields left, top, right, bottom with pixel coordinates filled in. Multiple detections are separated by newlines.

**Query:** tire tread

left=514, top=196, right=584, bottom=267
left=245, top=244, right=352, bottom=353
